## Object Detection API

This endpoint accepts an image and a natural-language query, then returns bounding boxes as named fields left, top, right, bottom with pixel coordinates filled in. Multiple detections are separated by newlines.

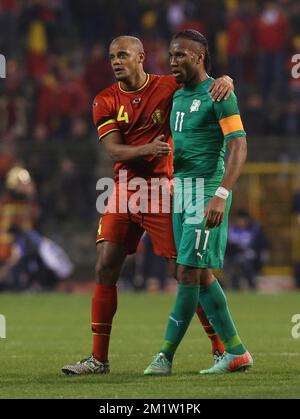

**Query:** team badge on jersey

left=190, top=99, right=201, bottom=113
left=152, top=109, right=165, bottom=126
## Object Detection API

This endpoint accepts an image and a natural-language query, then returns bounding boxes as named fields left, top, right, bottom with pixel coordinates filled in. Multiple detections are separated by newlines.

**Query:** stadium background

left=1, top=0, right=300, bottom=291
left=1, top=0, right=300, bottom=401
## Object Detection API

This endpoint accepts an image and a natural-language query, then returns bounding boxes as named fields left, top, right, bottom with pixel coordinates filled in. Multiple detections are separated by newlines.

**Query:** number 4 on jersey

left=117, top=105, right=129, bottom=123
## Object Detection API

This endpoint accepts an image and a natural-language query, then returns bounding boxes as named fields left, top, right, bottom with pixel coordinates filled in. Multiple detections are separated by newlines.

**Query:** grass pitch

left=0, top=291, right=300, bottom=399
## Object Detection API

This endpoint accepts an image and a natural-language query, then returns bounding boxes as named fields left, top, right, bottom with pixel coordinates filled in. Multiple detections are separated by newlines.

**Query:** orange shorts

left=96, top=185, right=177, bottom=258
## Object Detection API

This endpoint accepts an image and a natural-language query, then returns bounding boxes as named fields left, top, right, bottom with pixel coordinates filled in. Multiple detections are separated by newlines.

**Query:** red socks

left=196, top=304, right=225, bottom=354
left=91, top=287, right=223, bottom=362
left=91, top=283, right=117, bottom=362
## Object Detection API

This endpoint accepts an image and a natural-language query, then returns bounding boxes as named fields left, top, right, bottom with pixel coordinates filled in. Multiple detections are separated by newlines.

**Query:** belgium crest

left=152, top=109, right=165, bottom=126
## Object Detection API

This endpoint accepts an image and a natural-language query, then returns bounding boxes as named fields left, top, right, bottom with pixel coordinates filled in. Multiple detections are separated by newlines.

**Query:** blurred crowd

left=1, top=0, right=300, bottom=224
left=0, top=0, right=299, bottom=289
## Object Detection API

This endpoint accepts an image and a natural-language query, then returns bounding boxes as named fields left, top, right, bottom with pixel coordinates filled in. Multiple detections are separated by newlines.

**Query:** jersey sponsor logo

left=152, top=109, right=165, bottom=126
left=190, top=99, right=201, bottom=113
left=132, top=97, right=141, bottom=105
left=169, top=315, right=184, bottom=327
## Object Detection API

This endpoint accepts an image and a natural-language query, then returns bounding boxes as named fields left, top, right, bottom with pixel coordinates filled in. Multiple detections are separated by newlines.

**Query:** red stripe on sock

left=92, top=284, right=117, bottom=362
left=196, top=304, right=224, bottom=354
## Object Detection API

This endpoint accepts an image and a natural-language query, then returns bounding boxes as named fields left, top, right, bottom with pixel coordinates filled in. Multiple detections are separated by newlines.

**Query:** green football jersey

left=170, top=77, right=246, bottom=183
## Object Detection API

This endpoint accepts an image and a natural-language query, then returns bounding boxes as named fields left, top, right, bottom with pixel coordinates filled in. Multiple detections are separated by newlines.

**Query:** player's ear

left=138, top=52, right=145, bottom=64
left=198, top=53, right=204, bottom=64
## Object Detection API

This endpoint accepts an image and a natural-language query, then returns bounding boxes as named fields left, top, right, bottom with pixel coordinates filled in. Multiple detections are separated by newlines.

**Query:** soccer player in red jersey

left=62, top=36, right=233, bottom=375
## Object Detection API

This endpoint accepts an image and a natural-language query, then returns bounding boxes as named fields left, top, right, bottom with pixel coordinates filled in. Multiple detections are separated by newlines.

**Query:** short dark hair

left=172, top=29, right=211, bottom=72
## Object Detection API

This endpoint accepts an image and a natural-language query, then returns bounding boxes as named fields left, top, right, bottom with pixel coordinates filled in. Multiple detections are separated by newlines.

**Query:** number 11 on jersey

left=195, top=229, right=210, bottom=258
left=175, top=111, right=185, bottom=132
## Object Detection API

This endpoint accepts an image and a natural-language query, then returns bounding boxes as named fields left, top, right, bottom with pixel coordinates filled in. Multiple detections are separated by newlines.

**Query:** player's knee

left=177, top=265, right=199, bottom=285
left=199, top=269, right=214, bottom=288
left=168, top=258, right=177, bottom=280
left=95, top=259, right=117, bottom=285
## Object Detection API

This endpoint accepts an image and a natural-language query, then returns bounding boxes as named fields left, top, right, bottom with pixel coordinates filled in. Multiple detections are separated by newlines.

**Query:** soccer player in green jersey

left=144, top=30, right=253, bottom=375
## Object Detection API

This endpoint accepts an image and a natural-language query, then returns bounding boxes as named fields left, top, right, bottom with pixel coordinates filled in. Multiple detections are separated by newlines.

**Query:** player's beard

left=172, top=69, right=185, bottom=83
left=115, top=74, right=128, bottom=82
left=173, top=73, right=185, bottom=83
left=113, top=68, right=130, bottom=82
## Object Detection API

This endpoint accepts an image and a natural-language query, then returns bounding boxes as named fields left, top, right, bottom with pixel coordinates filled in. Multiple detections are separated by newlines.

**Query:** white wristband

left=215, top=186, right=229, bottom=200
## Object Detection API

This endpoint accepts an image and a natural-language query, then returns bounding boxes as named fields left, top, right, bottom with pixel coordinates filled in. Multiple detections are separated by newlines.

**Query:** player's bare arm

left=102, top=131, right=171, bottom=163
left=209, top=75, right=234, bottom=102
left=205, top=137, right=247, bottom=228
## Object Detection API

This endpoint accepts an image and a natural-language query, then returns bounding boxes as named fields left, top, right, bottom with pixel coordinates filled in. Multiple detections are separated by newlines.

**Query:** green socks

left=198, top=280, right=246, bottom=355
left=161, top=284, right=200, bottom=362
left=160, top=280, right=246, bottom=363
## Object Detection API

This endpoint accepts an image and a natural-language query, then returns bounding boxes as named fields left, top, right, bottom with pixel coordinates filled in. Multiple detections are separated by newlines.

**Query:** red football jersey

left=92, top=74, right=179, bottom=182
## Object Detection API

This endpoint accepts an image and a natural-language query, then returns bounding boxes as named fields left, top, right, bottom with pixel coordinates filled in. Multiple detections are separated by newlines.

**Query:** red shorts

left=96, top=185, right=177, bottom=258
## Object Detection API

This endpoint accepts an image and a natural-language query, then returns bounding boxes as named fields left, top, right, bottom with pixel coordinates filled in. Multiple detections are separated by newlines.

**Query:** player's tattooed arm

left=102, top=131, right=171, bottom=163
left=209, top=75, right=234, bottom=102
left=205, top=137, right=247, bottom=228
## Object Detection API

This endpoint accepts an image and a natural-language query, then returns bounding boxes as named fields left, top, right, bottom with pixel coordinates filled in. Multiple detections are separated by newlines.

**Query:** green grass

left=0, top=291, right=300, bottom=399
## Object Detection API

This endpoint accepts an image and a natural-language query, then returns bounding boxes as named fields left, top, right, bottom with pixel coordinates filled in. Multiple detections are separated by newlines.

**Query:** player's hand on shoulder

left=204, top=196, right=227, bottom=228
left=148, top=135, right=171, bottom=157
left=209, top=75, right=233, bottom=102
